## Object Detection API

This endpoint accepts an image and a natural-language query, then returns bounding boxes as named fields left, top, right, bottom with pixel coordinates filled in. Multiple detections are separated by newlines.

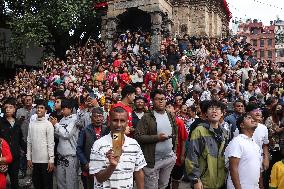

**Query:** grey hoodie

left=55, top=114, right=79, bottom=156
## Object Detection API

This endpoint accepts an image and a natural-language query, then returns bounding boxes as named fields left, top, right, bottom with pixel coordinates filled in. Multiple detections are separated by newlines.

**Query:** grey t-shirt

left=154, top=111, right=173, bottom=160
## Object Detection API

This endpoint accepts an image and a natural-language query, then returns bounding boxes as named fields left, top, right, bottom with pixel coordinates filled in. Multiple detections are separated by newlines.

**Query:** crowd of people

left=0, top=29, right=284, bottom=189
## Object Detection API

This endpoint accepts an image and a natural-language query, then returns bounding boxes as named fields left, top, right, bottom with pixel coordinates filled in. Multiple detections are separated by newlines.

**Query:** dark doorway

left=117, top=8, right=151, bottom=33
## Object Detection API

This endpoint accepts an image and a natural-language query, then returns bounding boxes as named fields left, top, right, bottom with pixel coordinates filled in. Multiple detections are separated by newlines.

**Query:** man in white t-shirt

left=225, top=113, right=262, bottom=189
left=246, top=103, right=269, bottom=188
left=89, top=106, right=146, bottom=189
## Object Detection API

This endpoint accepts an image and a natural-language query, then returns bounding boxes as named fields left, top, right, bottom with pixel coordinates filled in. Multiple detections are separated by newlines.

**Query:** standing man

left=0, top=98, right=25, bottom=189
left=89, top=107, right=146, bottom=188
left=111, top=85, right=136, bottom=135
left=185, top=100, right=229, bottom=189
left=76, top=107, right=109, bottom=189
left=76, top=95, right=96, bottom=129
left=50, top=99, right=79, bottom=189
left=225, top=113, right=262, bottom=189
left=132, top=96, right=147, bottom=129
left=225, top=100, right=245, bottom=139
left=246, top=103, right=269, bottom=188
left=16, top=94, right=36, bottom=178
left=135, top=89, right=178, bottom=189
left=27, top=100, right=55, bottom=189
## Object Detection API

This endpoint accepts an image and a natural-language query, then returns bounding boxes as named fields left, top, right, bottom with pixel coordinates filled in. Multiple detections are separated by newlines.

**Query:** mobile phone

left=112, top=132, right=124, bottom=157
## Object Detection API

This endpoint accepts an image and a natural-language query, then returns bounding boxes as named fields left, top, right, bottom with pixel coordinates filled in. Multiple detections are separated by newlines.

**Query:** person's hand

left=180, top=155, right=185, bottom=164
left=27, top=160, right=33, bottom=169
left=49, top=116, right=58, bottom=126
left=158, top=133, right=169, bottom=142
left=47, top=162, right=54, bottom=173
left=263, top=158, right=269, bottom=171
left=124, top=126, right=131, bottom=135
left=106, top=149, right=119, bottom=168
left=83, top=163, right=89, bottom=171
left=194, top=180, right=203, bottom=189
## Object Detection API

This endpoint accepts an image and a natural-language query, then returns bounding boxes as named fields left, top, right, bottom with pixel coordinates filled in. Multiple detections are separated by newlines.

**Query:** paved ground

left=7, top=170, right=192, bottom=189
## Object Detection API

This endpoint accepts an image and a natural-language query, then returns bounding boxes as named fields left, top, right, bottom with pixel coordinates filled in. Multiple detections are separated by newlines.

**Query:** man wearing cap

left=225, top=113, right=262, bottom=189
left=246, top=103, right=269, bottom=188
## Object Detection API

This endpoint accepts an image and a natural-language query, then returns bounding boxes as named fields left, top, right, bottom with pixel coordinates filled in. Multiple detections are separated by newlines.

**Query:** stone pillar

left=150, top=11, right=163, bottom=55
left=106, top=17, right=118, bottom=53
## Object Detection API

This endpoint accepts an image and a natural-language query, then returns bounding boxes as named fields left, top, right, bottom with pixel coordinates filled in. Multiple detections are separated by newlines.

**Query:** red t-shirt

left=175, top=117, right=188, bottom=166
left=111, top=102, right=132, bottom=127
left=0, top=139, right=12, bottom=189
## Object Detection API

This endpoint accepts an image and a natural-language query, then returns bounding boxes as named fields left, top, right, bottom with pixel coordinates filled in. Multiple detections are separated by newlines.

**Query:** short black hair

left=61, top=99, right=73, bottom=110
left=109, top=106, right=127, bottom=117
left=200, top=100, right=210, bottom=113
left=121, top=85, right=136, bottom=99
left=245, top=103, right=259, bottom=112
left=35, top=99, right=48, bottom=109
left=3, top=97, right=17, bottom=107
left=92, top=107, right=104, bottom=115
left=150, top=89, right=166, bottom=99
left=205, top=100, right=226, bottom=111
left=233, top=100, right=244, bottom=106
left=236, top=113, right=249, bottom=134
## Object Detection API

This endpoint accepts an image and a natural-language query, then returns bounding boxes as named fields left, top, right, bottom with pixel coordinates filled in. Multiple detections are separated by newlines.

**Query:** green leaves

left=4, top=0, right=101, bottom=57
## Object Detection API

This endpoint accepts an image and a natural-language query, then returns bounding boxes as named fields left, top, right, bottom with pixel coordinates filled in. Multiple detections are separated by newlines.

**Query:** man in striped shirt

left=89, top=107, right=146, bottom=189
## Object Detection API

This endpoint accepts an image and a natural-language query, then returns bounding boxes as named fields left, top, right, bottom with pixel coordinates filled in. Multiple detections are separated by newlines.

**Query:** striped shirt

left=89, top=133, right=147, bottom=189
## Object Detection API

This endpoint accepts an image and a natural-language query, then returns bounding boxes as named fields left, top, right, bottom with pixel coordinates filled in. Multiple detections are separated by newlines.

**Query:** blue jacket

left=76, top=124, right=109, bottom=165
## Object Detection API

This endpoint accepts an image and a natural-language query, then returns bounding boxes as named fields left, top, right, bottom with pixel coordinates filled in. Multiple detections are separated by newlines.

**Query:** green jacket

left=185, top=123, right=229, bottom=189
left=134, top=110, right=178, bottom=168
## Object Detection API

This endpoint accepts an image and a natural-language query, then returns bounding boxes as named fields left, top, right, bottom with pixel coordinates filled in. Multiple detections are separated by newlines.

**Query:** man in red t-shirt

left=110, top=85, right=136, bottom=135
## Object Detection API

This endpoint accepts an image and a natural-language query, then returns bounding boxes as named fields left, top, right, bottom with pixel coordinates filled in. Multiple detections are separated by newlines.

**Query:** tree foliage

left=4, top=0, right=101, bottom=58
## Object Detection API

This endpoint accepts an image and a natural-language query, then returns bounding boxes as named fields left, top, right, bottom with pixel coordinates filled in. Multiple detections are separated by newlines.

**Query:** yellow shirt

left=270, top=160, right=284, bottom=189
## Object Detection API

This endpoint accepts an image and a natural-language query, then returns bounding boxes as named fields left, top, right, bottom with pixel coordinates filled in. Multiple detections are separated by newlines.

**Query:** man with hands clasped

left=27, top=99, right=55, bottom=189
left=89, top=106, right=146, bottom=189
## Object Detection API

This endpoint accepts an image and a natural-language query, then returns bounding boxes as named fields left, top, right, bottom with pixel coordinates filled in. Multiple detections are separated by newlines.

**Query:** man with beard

left=132, top=96, right=147, bottom=129
left=225, top=113, right=261, bottom=189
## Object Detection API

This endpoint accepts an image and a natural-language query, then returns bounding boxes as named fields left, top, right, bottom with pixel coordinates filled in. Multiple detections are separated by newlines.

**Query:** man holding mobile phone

left=89, top=107, right=146, bottom=189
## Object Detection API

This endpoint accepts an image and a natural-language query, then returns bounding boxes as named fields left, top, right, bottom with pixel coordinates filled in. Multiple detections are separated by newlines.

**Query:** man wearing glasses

left=135, top=89, right=178, bottom=189
left=185, top=100, right=229, bottom=189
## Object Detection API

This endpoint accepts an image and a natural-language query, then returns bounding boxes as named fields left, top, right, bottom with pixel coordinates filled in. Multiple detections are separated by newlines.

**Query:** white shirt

left=252, top=123, right=269, bottom=154
left=225, top=134, right=262, bottom=189
left=89, top=134, right=147, bottom=189
left=27, top=117, right=55, bottom=163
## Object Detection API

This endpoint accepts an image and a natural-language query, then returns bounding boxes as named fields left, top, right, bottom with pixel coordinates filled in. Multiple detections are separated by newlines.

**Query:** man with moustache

left=89, top=107, right=146, bottom=188
left=132, top=96, right=147, bottom=129
left=225, top=114, right=262, bottom=189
